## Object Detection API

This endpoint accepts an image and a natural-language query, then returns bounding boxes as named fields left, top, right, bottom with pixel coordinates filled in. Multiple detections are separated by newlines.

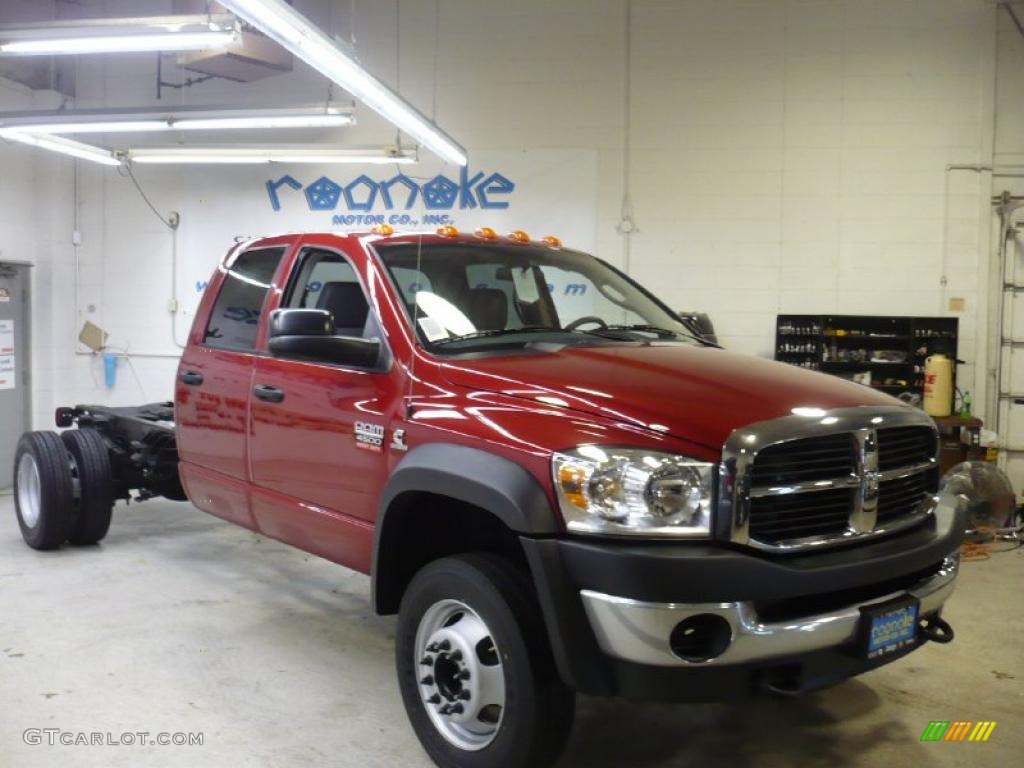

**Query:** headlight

left=552, top=446, right=714, bottom=537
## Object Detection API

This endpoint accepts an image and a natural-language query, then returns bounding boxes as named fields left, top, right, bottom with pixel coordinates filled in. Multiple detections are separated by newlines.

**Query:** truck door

left=175, top=245, right=288, bottom=530
left=248, top=245, right=395, bottom=572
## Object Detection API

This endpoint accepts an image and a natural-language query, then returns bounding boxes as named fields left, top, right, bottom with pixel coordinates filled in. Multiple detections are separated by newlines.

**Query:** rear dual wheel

left=13, top=429, right=113, bottom=550
left=14, top=432, right=74, bottom=550
left=61, top=429, right=114, bottom=545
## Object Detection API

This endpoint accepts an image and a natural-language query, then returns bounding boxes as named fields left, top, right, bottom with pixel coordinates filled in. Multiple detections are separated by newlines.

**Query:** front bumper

left=581, top=555, right=957, bottom=667
left=521, top=490, right=965, bottom=701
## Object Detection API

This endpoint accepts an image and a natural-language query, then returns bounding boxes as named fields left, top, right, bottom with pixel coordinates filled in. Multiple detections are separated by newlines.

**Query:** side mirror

left=270, top=308, right=333, bottom=337
left=268, top=308, right=381, bottom=369
left=677, top=310, right=718, bottom=345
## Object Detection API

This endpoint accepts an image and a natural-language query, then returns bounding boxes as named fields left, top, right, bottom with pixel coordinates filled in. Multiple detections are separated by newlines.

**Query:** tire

left=13, top=431, right=75, bottom=550
left=396, top=554, right=575, bottom=768
left=61, top=429, right=114, bottom=545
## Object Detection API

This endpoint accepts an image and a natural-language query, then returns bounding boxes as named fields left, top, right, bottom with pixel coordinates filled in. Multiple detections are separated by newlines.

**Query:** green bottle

left=960, top=391, right=972, bottom=418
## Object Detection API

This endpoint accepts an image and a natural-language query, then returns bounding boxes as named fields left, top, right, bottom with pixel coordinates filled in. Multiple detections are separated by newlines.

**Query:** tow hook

left=918, top=615, right=954, bottom=644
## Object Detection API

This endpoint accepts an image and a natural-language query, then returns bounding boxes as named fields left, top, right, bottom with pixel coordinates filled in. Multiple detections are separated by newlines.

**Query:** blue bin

left=103, top=352, right=118, bottom=389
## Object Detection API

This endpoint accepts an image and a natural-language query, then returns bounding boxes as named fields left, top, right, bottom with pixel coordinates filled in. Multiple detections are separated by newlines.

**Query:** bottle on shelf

left=923, top=354, right=954, bottom=417
left=960, top=390, right=972, bottom=418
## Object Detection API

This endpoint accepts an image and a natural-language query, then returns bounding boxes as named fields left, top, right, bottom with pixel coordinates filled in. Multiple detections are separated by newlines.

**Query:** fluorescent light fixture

left=2, top=32, right=237, bottom=55
left=127, top=146, right=417, bottom=165
left=0, top=15, right=240, bottom=56
left=3, top=121, right=171, bottom=135
left=219, top=0, right=467, bottom=166
left=0, top=131, right=119, bottom=166
left=172, top=114, right=353, bottom=131
left=0, top=106, right=355, bottom=135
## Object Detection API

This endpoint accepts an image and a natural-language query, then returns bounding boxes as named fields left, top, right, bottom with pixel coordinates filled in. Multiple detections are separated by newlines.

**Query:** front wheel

left=396, top=554, right=575, bottom=768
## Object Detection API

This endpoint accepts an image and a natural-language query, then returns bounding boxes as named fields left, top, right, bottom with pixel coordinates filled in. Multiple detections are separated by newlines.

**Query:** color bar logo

left=920, top=721, right=997, bottom=742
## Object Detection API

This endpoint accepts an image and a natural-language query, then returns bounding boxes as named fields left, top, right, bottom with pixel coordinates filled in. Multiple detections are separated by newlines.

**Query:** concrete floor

left=0, top=493, right=1021, bottom=768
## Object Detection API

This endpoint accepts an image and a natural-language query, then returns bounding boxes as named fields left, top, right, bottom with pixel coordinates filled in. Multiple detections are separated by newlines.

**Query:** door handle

left=180, top=370, right=204, bottom=386
left=253, top=384, right=285, bottom=403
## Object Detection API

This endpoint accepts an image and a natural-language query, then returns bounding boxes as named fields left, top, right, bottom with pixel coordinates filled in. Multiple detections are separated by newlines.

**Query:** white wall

left=0, top=78, right=35, bottom=262
left=0, top=76, right=53, bottom=429
left=10, top=0, right=1005, bottom=425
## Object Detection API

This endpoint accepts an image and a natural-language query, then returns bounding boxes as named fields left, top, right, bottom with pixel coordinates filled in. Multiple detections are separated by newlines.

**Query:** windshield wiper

left=582, top=324, right=718, bottom=346
left=432, top=323, right=717, bottom=348
left=604, top=324, right=681, bottom=337
left=431, top=326, right=560, bottom=347
left=577, top=324, right=681, bottom=339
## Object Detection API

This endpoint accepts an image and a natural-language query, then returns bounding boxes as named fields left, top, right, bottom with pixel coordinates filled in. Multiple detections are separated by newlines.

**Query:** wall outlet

left=948, top=297, right=966, bottom=312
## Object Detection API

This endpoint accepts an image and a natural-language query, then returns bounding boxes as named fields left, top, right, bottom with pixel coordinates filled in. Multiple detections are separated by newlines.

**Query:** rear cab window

left=203, top=247, right=286, bottom=351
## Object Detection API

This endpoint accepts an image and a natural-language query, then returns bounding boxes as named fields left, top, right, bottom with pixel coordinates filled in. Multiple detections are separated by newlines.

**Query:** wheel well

left=374, top=492, right=528, bottom=615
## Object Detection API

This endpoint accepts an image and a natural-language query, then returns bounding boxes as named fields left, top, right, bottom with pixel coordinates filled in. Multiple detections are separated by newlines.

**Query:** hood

left=439, top=343, right=901, bottom=451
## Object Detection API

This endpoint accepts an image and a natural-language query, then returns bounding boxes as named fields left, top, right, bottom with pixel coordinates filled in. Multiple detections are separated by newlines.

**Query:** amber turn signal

left=557, top=463, right=588, bottom=510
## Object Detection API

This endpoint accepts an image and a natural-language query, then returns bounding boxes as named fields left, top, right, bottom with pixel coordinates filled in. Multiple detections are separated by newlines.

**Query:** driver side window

left=286, top=250, right=370, bottom=338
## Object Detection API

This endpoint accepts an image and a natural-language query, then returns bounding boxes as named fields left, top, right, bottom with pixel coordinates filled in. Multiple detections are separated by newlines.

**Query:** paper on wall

left=0, top=356, right=14, bottom=390
left=0, top=319, right=13, bottom=354
left=0, top=320, right=15, bottom=390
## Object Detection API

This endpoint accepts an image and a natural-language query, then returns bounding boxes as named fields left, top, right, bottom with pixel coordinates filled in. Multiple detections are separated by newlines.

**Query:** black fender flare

left=372, top=443, right=558, bottom=611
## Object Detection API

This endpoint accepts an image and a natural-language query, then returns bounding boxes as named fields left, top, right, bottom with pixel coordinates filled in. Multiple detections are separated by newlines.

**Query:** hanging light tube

left=0, top=15, right=241, bottom=56
left=127, top=146, right=417, bottom=165
left=0, top=106, right=355, bottom=135
left=218, top=0, right=467, bottom=166
left=0, top=131, right=120, bottom=166
left=171, top=114, right=353, bottom=131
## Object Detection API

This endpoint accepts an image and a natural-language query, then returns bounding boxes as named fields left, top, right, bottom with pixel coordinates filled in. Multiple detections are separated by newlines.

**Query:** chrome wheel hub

left=415, top=599, right=506, bottom=751
left=16, top=453, right=41, bottom=529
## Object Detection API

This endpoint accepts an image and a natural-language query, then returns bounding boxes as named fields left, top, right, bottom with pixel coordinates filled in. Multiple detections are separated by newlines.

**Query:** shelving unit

left=775, top=314, right=958, bottom=400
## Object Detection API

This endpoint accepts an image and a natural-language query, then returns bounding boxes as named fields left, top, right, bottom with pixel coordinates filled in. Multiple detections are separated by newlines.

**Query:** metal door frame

left=994, top=194, right=1024, bottom=469
left=0, top=260, right=33, bottom=441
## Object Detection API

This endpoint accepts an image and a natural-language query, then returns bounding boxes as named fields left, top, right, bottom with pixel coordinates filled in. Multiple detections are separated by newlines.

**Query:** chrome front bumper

left=581, top=554, right=957, bottom=667
left=580, top=494, right=962, bottom=668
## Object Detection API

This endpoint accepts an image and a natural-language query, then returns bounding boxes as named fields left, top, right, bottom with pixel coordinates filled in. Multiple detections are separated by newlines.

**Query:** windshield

left=375, top=241, right=704, bottom=352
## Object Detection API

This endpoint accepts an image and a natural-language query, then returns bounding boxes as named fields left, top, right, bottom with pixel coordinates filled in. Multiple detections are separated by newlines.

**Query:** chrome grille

left=750, top=433, right=855, bottom=486
left=877, top=426, right=937, bottom=471
left=747, top=488, right=853, bottom=544
left=878, top=468, right=937, bottom=524
left=724, top=407, right=938, bottom=552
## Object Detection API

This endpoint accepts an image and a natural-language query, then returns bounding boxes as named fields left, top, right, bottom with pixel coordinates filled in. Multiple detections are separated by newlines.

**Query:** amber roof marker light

left=436, top=225, right=459, bottom=238
left=541, top=235, right=562, bottom=247
left=371, top=223, right=394, bottom=236
left=507, top=230, right=530, bottom=243
left=475, top=227, right=498, bottom=240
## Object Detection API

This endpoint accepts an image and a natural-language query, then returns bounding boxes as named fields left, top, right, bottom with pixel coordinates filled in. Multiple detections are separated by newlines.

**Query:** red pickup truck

left=14, top=227, right=962, bottom=768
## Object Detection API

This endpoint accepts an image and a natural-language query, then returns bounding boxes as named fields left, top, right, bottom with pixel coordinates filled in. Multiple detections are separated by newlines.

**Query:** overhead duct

left=173, top=0, right=292, bottom=83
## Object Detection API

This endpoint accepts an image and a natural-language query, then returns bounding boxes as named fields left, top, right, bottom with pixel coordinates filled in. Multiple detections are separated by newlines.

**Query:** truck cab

left=13, top=227, right=963, bottom=768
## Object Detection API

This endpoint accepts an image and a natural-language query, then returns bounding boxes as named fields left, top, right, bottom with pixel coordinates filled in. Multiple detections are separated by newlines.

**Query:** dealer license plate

left=857, top=596, right=920, bottom=659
